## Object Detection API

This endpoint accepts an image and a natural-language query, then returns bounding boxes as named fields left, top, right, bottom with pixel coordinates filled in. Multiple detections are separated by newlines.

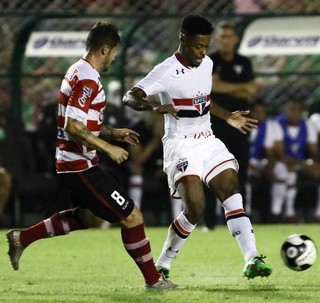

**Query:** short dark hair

left=216, top=20, right=238, bottom=35
left=180, top=15, right=214, bottom=37
left=86, top=22, right=121, bottom=51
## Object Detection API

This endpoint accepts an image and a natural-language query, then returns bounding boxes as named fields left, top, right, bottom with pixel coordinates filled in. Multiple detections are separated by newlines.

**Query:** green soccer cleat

left=243, top=255, right=272, bottom=279
left=156, top=266, right=170, bottom=279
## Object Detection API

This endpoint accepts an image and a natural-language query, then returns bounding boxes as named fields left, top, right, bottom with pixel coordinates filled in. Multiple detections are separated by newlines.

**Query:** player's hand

left=154, top=104, right=179, bottom=120
left=113, top=128, right=140, bottom=145
left=226, top=110, right=258, bottom=134
left=102, top=144, right=129, bottom=164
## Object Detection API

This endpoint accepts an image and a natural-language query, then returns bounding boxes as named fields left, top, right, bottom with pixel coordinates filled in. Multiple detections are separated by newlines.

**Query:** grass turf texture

left=0, top=224, right=319, bottom=303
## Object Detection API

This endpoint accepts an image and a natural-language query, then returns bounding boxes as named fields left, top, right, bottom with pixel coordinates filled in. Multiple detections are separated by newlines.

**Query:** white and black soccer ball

left=281, top=234, right=317, bottom=271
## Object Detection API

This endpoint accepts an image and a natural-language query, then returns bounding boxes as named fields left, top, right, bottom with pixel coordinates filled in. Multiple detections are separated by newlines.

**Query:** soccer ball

left=281, top=234, right=317, bottom=271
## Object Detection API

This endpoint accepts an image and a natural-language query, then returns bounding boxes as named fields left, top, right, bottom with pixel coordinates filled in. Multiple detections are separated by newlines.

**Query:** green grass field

left=0, top=224, right=319, bottom=303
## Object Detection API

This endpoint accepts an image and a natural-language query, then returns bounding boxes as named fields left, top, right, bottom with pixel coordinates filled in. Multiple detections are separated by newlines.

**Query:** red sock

left=121, top=224, right=160, bottom=285
left=20, top=208, right=87, bottom=247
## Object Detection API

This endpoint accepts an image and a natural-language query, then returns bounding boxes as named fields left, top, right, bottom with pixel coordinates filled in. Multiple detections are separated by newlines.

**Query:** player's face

left=215, top=28, right=238, bottom=55
left=181, top=35, right=211, bottom=67
left=102, top=45, right=119, bottom=72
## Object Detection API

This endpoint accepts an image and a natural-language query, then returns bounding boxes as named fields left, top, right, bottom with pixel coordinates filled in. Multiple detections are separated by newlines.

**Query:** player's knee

left=186, top=199, right=205, bottom=223
left=215, top=184, right=239, bottom=202
left=120, top=206, right=144, bottom=228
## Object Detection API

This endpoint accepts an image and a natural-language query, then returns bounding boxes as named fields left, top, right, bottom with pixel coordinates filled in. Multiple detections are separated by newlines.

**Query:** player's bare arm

left=210, top=102, right=257, bottom=134
left=65, top=117, right=129, bottom=164
left=100, top=125, right=140, bottom=145
left=123, top=87, right=179, bottom=119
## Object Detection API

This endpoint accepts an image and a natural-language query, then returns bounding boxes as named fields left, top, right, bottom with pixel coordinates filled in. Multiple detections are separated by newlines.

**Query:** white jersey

left=135, top=53, right=213, bottom=141
left=135, top=53, right=237, bottom=197
left=56, top=58, right=106, bottom=173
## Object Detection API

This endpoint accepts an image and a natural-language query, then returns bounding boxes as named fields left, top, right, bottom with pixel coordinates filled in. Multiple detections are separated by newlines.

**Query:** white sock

left=222, top=193, right=258, bottom=262
left=170, top=197, right=183, bottom=220
left=155, top=212, right=196, bottom=269
left=128, top=174, right=143, bottom=209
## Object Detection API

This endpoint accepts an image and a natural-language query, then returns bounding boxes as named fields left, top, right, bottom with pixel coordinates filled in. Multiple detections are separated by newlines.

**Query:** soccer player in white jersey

left=123, top=15, right=272, bottom=279
left=6, top=22, right=178, bottom=290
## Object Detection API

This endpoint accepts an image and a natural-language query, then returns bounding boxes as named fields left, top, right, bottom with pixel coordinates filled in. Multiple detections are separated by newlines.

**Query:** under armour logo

left=169, top=247, right=179, bottom=253
left=176, top=68, right=185, bottom=75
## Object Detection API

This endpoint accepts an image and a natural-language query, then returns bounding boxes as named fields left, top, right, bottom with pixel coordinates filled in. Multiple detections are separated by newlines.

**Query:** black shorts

left=58, top=166, right=134, bottom=223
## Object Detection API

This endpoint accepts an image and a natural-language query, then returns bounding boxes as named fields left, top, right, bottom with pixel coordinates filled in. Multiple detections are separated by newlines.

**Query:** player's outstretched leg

left=6, top=208, right=87, bottom=270
left=243, top=255, right=272, bottom=279
left=222, top=193, right=273, bottom=279
left=6, top=230, right=24, bottom=271
left=155, top=212, right=196, bottom=279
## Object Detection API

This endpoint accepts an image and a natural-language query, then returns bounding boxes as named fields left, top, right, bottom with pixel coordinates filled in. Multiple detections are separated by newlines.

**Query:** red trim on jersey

left=87, top=120, right=103, bottom=132
left=57, top=115, right=65, bottom=128
left=90, top=101, right=105, bottom=111
left=60, top=91, right=69, bottom=104
left=56, top=157, right=99, bottom=172
left=57, top=139, right=83, bottom=153
left=204, top=159, right=235, bottom=184
left=172, top=94, right=211, bottom=106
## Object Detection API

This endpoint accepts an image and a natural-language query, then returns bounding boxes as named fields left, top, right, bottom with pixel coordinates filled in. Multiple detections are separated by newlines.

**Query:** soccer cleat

left=6, top=229, right=24, bottom=271
left=243, top=255, right=272, bottom=279
left=145, top=273, right=180, bottom=290
left=156, top=265, right=170, bottom=279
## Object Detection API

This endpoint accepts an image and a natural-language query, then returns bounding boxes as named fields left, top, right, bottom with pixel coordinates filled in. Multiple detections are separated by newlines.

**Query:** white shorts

left=163, top=131, right=238, bottom=198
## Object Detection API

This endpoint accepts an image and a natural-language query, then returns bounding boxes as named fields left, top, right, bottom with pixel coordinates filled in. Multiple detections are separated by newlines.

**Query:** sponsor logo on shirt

left=192, top=95, right=207, bottom=114
left=78, top=85, right=93, bottom=107
left=65, top=68, right=78, bottom=81
left=176, top=157, right=188, bottom=172
left=176, top=68, right=185, bottom=75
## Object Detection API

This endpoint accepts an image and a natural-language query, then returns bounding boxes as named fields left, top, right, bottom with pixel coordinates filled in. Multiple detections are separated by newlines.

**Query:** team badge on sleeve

left=176, top=157, right=188, bottom=172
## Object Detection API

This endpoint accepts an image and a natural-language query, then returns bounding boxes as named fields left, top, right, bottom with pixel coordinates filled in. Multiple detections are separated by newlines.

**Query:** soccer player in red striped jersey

left=123, top=15, right=272, bottom=280
left=6, top=22, right=178, bottom=290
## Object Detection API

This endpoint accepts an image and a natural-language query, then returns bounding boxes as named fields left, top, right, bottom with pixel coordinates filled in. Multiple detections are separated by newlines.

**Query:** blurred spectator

left=205, top=20, right=259, bottom=228
left=308, top=102, right=320, bottom=221
left=235, top=0, right=262, bottom=13
left=271, top=99, right=319, bottom=223
left=0, top=165, right=12, bottom=226
left=0, top=112, right=12, bottom=226
left=128, top=110, right=182, bottom=224
left=246, top=100, right=284, bottom=222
